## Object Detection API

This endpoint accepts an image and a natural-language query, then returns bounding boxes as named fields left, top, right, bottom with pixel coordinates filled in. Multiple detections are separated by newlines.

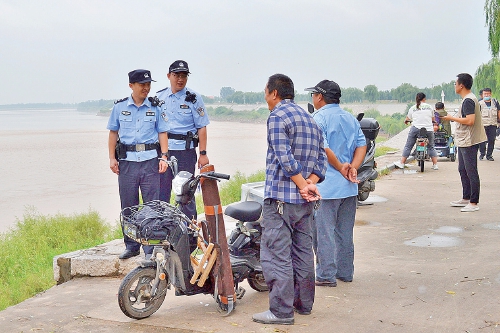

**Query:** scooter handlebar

left=205, top=171, right=231, bottom=180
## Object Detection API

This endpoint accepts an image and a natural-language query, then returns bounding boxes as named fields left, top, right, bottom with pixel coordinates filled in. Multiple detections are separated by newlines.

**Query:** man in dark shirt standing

left=441, top=73, right=486, bottom=212
left=252, top=74, right=327, bottom=325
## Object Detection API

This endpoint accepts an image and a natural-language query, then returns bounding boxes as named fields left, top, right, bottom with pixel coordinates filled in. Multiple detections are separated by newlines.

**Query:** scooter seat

left=225, top=201, right=262, bottom=222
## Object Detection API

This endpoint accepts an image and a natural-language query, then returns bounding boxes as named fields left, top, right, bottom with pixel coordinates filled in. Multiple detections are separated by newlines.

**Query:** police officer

left=107, top=69, right=169, bottom=259
left=156, top=60, right=209, bottom=219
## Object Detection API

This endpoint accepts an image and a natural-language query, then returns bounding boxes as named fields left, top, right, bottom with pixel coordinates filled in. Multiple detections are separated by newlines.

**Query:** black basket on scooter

left=120, top=200, right=192, bottom=246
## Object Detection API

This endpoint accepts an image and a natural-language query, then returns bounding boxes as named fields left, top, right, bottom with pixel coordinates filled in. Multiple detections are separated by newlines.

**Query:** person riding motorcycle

left=394, top=92, right=439, bottom=170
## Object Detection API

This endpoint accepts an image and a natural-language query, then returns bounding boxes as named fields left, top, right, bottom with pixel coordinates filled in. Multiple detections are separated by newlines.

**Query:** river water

left=0, top=109, right=267, bottom=233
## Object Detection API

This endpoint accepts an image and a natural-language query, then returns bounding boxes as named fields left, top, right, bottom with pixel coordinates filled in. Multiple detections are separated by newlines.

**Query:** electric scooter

left=117, top=157, right=266, bottom=320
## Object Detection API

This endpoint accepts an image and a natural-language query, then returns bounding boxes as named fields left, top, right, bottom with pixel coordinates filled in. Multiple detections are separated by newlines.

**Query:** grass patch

left=0, top=208, right=120, bottom=311
left=375, top=145, right=397, bottom=158
left=195, top=169, right=266, bottom=212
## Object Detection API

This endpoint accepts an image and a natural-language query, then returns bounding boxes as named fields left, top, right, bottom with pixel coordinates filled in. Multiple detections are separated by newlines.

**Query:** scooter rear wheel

left=118, top=266, right=167, bottom=319
left=247, top=271, right=269, bottom=292
left=420, top=159, right=424, bottom=172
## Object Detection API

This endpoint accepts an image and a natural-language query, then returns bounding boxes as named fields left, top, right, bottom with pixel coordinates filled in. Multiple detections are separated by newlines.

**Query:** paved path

left=1, top=149, right=500, bottom=332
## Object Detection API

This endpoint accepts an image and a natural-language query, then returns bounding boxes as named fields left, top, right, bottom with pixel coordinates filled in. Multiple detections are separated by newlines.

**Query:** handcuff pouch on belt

left=168, top=131, right=199, bottom=150
left=115, top=140, right=127, bottom=159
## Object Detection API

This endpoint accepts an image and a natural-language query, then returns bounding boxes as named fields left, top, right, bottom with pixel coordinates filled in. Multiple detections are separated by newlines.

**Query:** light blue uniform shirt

left=313, top=104, right=366, bottom=199
left=156, top=87, right=210, bottom=150
left=106, top=95, right=169, bottom=162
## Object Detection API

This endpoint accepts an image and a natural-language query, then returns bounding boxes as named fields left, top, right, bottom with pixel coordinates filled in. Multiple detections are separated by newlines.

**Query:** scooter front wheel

left=248, top=271, right=269, bottom=292
left=118, top=266, right=168, bottom=319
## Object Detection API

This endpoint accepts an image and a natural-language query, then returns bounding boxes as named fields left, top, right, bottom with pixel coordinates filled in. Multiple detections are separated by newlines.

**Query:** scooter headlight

left=172, top=171, right=193, bottom=196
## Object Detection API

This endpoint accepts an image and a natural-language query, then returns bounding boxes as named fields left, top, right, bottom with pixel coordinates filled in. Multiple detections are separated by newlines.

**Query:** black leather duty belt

left=123, top=143, right=159, bottom=152
left=167, top=132, right=199, bottom=149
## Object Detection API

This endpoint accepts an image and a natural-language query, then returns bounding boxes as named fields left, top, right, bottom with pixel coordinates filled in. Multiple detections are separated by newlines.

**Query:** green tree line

left=216, top=81, right=460, bottom=105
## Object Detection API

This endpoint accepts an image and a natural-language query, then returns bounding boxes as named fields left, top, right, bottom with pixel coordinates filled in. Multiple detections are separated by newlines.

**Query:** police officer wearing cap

left=107, top=69, right=170, bottom=259
left=156, top=60, right=209, bottom=219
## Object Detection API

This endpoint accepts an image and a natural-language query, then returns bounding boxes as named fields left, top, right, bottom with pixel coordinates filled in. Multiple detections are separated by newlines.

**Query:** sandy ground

left=0, top=122, right=267, bottom=233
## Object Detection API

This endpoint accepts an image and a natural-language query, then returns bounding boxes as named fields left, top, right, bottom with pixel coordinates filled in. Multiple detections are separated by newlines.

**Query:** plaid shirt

left=264, top=99, right=327, bottom=204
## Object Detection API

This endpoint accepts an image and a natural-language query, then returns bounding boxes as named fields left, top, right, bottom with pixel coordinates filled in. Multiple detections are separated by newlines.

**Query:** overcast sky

left=0, top=0, right=493, bottom=104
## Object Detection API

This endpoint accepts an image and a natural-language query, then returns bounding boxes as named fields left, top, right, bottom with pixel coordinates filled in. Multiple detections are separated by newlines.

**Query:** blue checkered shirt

left=264, top=99, right=327, bottom=204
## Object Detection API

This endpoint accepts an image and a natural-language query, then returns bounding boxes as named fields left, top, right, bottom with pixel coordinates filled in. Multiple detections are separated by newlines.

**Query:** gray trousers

left=260, top=198, right=316, bottom=318
left=312, top=196, right=356, bottom=282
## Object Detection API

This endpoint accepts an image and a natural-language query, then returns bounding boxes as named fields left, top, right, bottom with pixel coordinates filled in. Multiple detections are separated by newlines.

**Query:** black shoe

left=337, top=276, right=353, bottom=282
left=119, top=249, right=140, bottom=259
left=252, top=310, right=294, bottom=325
left=293, top=307, right=311, bottom=315
left=315, top=280, right=337, bottom=287
left=487, top=156, right=494, bottom=161
left=479, top=155, right=484, bottom=160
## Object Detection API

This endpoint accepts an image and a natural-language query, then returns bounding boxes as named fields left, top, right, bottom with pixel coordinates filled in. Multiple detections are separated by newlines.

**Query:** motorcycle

left=117, top=157, right=266, bottom=320
left=414, top=127, right=429, bottom=173
left=356, top=113, right=380, bottom=201
left=307, top=104, right=379, bottom=202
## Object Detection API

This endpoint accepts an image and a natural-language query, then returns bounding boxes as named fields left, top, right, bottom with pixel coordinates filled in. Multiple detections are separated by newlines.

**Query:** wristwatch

left=200, top=150, right=207, bottom=155
left=161, top=152, right=169, bottom=158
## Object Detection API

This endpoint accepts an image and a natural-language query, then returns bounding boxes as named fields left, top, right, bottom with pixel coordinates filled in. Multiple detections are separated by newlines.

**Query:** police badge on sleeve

left=197, top=107, right=205, bottom=116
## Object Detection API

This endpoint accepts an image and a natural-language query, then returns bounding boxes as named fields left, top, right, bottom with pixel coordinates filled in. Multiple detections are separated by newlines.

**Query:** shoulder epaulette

left=156, top=87, right=168, bottom=94
left=114, top=97, right=128, bottom=104
left=148, top=96, right=164, bottom=107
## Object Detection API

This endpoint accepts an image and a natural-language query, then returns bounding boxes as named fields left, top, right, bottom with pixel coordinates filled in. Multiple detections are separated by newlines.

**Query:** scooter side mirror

left=357, top=113, right=364, bottom=121
left=307, top=103, right=315, bottom=114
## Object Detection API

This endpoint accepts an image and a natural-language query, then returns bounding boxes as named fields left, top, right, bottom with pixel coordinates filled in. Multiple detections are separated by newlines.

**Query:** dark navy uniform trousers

left=118, top=158, right=160, bottom=252
left=260, top=198, right=316, bottom=318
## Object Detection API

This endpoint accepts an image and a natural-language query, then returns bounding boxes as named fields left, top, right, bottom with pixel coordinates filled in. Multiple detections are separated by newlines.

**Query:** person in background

left=305, top=79, right=366, bottom=287
left=441, top=73, right=486, bottom=212
left=156, top=60, right=209, bottom=219
left=435, top=102, right=452, bottom=137
left=252, top=74, right=327, bottom=325
left=478, top=89, right=484, bottom=102
left=394, top=92, right=439, bottom=170
left=107, top=69, right=169, bottom=259
left=478, top=88, right=499, bottom=161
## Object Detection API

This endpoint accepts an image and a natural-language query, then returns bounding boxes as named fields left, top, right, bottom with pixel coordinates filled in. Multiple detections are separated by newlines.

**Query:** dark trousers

left=260, top=199, right=316, bottom=318
left=159, top=149, right=198, bottom=220
left=457, top=145, right=480, bottom=204
left=479, top=125, right=497, bottom=158
left=118, top=159, right=160, bottom=251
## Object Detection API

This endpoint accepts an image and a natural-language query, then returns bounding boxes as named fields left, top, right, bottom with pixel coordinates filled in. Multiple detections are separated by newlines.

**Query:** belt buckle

left=136, top=144, right=146, bottom=152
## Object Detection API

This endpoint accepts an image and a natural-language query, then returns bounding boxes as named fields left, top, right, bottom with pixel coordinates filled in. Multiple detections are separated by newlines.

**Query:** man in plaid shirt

left=253, top=74, right=327, bottom=325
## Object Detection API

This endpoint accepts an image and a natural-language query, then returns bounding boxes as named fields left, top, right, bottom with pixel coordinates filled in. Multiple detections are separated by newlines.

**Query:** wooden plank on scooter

left=197, top=247, right=218, bottom=287
left=190, top=242, right=214, bottom=284
left=190, top=255, right=199, bottom=269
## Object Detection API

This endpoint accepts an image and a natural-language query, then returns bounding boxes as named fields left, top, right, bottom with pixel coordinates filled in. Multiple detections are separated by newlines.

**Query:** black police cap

left=169, top=60, right=191, bottom=73
left=128, top=69, right=156, bottom=83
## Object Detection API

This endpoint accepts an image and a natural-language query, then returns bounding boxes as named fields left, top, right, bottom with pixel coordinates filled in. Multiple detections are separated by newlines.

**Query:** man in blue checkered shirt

left=253, top=74, right=327, bottom=325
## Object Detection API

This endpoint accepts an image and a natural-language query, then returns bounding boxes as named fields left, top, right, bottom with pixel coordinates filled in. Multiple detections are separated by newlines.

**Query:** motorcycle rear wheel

left=118, top=266, right=167, bottom=319
left=420, top=159, right=425, bottom=172
left=247, top=271, right=269, bottom=292
left=357, top=191, right=369, bottom=202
